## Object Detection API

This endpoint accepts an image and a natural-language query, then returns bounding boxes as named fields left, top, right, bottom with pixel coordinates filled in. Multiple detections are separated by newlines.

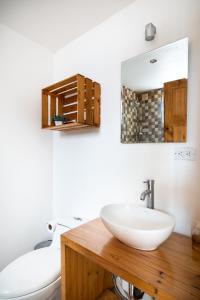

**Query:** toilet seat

left=0, top=247, right=60, bottom=299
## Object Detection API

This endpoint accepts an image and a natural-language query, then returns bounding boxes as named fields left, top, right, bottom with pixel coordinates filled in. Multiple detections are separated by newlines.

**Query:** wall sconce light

left=145, top=23, right=156, bottom=41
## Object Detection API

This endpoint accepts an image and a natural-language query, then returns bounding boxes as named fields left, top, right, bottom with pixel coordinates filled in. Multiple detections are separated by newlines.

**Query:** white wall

left=0, top=25, right=53, bottom=270
left=53, top=0, right=200, bottom=236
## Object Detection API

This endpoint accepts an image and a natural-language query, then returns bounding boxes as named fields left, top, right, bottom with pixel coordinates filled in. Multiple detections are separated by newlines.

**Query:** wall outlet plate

left=174, top=146, right=197, bottom=161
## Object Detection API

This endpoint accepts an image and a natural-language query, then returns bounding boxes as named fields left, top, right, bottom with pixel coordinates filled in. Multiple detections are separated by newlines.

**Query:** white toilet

left=0, top=217, right=86, bottom=300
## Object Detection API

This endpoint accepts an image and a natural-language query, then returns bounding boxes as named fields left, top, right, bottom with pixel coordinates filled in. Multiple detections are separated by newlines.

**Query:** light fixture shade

left=145, top=23, right=156, bottom=41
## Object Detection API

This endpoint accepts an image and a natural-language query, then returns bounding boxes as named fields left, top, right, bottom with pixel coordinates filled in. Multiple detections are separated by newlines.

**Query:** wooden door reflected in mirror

left=164, top=79, right=187, bottom=142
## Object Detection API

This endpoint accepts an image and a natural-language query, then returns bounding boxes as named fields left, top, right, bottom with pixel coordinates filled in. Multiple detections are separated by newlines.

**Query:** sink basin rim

left=100, top=204, right=175, bottom=232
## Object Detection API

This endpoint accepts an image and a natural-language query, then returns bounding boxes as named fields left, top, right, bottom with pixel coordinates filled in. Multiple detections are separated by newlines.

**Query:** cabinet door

left=164, top=79, right=187, bottom=142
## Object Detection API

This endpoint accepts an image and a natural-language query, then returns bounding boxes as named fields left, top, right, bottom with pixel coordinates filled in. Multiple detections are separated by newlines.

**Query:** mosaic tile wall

left=121, top=87, right=164, bottom=143
left=121, top=86, right=139, bottom=143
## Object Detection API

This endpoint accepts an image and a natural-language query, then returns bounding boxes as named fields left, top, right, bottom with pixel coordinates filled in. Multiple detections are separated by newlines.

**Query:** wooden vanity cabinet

left=61, top=218, right=200, bottom=300
left=61, top=245, right=116, bottom=300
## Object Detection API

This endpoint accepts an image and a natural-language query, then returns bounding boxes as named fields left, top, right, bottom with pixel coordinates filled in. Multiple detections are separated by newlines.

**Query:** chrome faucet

left=140, top=180, right=155, bottom=209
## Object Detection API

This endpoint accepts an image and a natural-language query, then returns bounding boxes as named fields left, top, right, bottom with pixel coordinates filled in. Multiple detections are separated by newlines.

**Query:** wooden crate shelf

left=42, top=74, right=100, bottom=131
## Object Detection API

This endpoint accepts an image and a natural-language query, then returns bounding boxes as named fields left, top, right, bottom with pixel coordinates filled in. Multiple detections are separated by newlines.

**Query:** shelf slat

left=43, top=75, right=78, bottom=92
left=49, top=82, right=77, bottom=95
left=43, top=123, right=93, bottom=131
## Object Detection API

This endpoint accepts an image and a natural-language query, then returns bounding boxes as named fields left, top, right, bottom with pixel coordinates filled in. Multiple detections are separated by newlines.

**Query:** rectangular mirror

left=121, top=38, right=188, bottom=143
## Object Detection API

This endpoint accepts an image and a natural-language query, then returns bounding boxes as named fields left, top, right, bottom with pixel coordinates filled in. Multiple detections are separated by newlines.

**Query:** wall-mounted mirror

left=121, top=38, right=188, bottom=143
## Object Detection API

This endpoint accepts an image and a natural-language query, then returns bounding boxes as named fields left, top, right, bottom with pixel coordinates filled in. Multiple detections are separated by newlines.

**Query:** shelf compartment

left=42, top=74, right=100, bottom=131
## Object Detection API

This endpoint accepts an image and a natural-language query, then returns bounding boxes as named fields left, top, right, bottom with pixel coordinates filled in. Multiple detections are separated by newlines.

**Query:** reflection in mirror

left=121, top=38, right=188, bottom=143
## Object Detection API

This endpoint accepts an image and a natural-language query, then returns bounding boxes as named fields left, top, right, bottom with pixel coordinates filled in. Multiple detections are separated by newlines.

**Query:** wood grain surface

left=61, top=218, right=200, bottom=300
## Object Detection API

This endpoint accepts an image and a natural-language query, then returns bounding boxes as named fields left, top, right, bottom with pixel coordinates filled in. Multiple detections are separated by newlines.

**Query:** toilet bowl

left=0, top=217, right=87, bottom=300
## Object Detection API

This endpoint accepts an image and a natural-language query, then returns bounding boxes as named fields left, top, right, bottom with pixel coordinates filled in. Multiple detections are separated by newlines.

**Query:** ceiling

left=0, top=0, right=135, bottom=52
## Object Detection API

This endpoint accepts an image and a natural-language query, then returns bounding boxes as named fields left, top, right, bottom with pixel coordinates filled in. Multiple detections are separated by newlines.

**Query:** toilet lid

left=0, top=247, right=60, bottom=299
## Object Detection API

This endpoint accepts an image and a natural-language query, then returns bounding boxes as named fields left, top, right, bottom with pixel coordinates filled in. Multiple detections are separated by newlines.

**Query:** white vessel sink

left=100, top=204, right=175, bottom=251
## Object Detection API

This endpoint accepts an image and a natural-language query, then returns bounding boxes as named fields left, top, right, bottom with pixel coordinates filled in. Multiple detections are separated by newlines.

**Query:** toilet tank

left=50, top=217, right=88, bottom=249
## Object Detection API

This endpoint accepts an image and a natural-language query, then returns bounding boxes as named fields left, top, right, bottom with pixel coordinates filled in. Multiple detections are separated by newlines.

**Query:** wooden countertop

left=62, top=218, right=200, bottom=300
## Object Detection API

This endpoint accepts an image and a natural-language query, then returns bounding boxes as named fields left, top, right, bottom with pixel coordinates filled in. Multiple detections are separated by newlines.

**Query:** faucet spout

left=140, top=189, right=151, bottom=201
left=140, top=180, right=155, bottom=209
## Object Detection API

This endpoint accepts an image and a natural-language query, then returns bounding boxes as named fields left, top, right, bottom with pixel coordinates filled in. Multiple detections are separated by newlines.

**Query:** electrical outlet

left=174, top=147, right=197, bottom=161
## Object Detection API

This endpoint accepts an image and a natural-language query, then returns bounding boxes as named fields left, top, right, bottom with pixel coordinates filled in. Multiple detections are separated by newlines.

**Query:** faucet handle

left=143, top=180, right=155, bottom=190
left=143, top=180, right=150, bottom=188
left=143, top=180, right=149, bottom=184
